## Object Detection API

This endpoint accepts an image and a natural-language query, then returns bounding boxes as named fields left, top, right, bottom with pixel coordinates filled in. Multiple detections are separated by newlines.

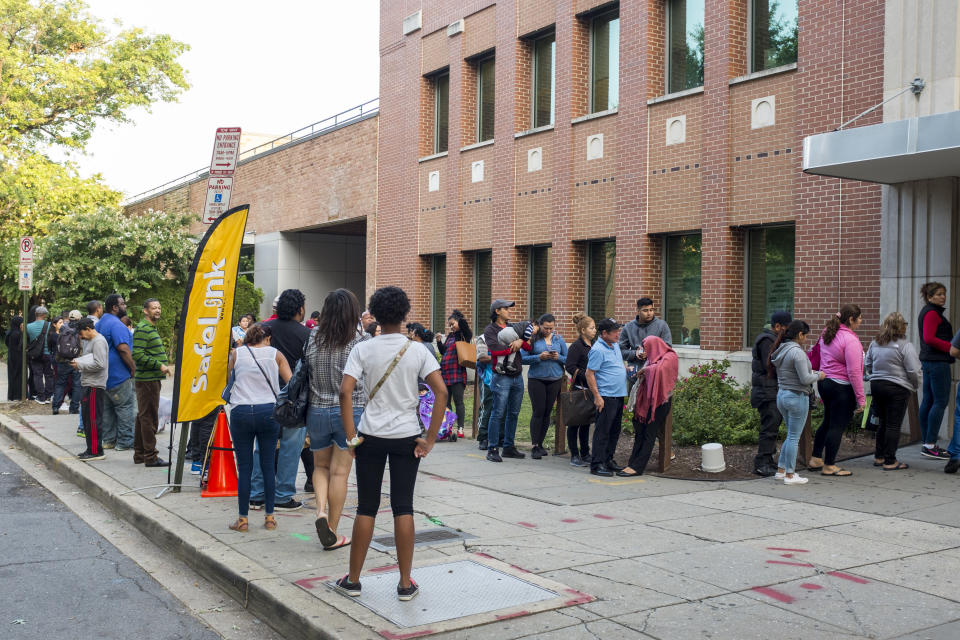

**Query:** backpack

left=56, top=323, right=83, bottom=362
left=26, top=321, right=50, bottom=359
left=493, top=349, right=522, bottom=376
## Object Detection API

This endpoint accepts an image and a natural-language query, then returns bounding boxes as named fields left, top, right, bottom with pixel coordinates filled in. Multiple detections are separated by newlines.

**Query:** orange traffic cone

left=202, top=410, right=238, bottom=498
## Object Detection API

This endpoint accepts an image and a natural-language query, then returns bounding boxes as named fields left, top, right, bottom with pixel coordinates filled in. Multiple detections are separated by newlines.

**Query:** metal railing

left=123, top=98, right=379, bottom=205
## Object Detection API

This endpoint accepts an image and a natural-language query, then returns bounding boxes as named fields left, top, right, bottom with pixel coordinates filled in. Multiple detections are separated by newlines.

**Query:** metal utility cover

left=369, top=527, right=473, bottom=552
left=327, top=559, right=558, bottom=628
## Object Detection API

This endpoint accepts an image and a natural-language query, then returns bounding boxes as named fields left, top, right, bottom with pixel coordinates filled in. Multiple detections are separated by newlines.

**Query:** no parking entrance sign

left=202, top=127, right=241, bottom=224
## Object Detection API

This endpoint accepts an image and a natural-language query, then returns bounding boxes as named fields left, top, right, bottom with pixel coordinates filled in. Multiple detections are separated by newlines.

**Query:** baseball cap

left=68, top=309, right=83, bottom=320
left=596, top=318, right=623, bottom=333
left=272, top=296, right=280, bottom=306
left=770, top=311, right=792, bottom=326
left=489, top=299, right=515, bottom=315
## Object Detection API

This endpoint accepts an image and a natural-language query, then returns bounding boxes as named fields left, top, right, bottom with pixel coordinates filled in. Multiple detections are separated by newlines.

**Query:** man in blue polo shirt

left=586, top=318, right=628, bottom=477
left=96, top=294, right=137, bottom=452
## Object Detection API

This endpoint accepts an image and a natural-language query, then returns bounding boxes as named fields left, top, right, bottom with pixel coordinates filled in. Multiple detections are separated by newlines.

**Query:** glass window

left=474, top=250, right=492, bottom=331
left=746, top=226, right=795, bottom=344
left=434, top=73, right=449, bottom=154
left=477, top=58, right=495, bottom=142
left=590, top=11, right=619, bottom=113
left=532, top=33, right=555, bottom=128
left=751, top=0, right=798, bottom=72
left=528, top=246, right=552, bottom=319
left=431, top=254, right=446, bottom=332
left=587, top=241, right=616, bottom=321
left=667, top=0, right=704, bottom=93
left=663, top=234, right=702, bottom=346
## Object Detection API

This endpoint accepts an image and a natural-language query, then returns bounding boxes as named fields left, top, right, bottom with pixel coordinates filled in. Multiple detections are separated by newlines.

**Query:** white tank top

left=231, top=346, right=281, bottom=405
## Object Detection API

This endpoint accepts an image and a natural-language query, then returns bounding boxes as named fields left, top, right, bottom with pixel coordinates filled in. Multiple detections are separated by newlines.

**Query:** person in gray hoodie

left=619, top=297, right=672, bottom=368
left=769, top=320, right=825, bottom=485
left=70, top=318, right=109, bottom=461
left=865, top=312, right=920, bottom=470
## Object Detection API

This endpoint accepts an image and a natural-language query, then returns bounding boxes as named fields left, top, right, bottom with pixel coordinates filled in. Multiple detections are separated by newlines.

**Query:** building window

left=532, top=33, right=555, bottom=128
left=590, top=10, right=619, bottom=113
left=477, top=57, right=495, bottom=142
left=667, top=0, right=704, bottom=93
left=474, top=250, right=492, bottom=331
left=528, top=246, right=552, bottom=319
left=746, top=226, right=795, bottom=345
left=434, top=73, right=449, bottom=154
left=431, top=254, right=446, bottom=332
left=587, top=241, right=616, bottom=321
left=750, top=0, right=798, bottom=72
left=663, top=234, right=702, bottom=346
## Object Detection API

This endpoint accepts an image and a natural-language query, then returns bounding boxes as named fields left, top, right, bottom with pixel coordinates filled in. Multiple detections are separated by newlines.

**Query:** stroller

left=418, top=383, right=458, bottom=442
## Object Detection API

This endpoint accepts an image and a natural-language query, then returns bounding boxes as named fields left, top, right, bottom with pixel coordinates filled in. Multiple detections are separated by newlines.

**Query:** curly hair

left=369, top=286, right=410, bottom=326
left=448, top=309, right=472, bottom=342
left=276, top=289, right=305, bottom=321
left=243, top=322, right=271, bottom=345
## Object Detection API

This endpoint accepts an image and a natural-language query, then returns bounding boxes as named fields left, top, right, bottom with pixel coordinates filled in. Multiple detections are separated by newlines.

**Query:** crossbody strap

left=368, top=341, right=411, bottom=401
left=246, top=346, right=278, bottom=400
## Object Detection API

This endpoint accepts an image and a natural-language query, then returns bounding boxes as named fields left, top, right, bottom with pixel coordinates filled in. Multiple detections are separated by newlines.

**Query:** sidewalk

left=2, top=405, right=960, bottom=639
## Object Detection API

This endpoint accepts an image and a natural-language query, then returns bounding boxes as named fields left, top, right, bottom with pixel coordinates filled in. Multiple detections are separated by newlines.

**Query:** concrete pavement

left=2, top=405, right=960, bottom=639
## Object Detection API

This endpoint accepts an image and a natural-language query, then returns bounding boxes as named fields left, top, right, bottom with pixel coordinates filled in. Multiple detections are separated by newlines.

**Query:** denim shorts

left=306, top=406, right=362, bottom=451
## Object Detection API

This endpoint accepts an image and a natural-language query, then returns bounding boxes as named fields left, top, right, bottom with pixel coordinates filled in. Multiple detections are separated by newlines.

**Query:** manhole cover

left=327, top=559, right=558, bottom=628
left=369, top=527, right=473, bottom=552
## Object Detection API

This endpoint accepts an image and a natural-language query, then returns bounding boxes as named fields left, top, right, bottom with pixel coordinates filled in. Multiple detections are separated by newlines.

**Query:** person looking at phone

left=522, top=313, right=568, bottom=459
left=620, top=297, right=672, bottom=369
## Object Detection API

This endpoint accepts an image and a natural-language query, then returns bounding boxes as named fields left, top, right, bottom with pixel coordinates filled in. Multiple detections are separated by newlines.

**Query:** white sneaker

left=774, top=471, right=786, bottom=479
left=783, top=474, right=809, bottom=485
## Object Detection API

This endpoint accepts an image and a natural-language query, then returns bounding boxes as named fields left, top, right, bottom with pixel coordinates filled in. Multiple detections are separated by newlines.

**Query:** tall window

left=746, top=226, right=795, bottom=344
left=431, top=254, right=446, bottom=332
left=532, top=33, right=555, bottom=128
left=590, top=10, right=620, bottom=113
left=751, top=0, right=798, bottom=72
left=474, top=250, right=492, bottom=331
left=663, top=234, right=702, bottom=346
left=528, top=246, right=552, bottom=319
left=587, top=241, right=616, bottom=321
left=477, top=58, right=495, bottom=142
left=667, top=0, right=704, bottom=93
left=434, top=73, right=449, bottom=154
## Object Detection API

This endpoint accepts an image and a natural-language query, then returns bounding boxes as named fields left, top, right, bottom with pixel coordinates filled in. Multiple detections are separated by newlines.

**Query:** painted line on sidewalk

left=587, top=477, right=645, bottom=486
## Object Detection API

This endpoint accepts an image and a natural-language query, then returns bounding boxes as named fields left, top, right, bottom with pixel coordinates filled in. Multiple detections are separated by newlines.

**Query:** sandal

left=873, top=458, right=884, bottom=467
left=264, top=514, right=277, bottom=530
left=821, top=468, right=853, bottom=476
left=324, top=534, right=351, bottom=551
left=883, top=462, right=910, bottom=471
left=315, top=515, right=338, bottom=548
left=808, top=457, right=824, bottom=471
left=228, top=517, right=249, bottom=532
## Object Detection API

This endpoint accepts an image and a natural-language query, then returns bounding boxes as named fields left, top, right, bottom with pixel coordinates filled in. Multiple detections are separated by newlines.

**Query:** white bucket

left=701, top=442, right=726, bottom=473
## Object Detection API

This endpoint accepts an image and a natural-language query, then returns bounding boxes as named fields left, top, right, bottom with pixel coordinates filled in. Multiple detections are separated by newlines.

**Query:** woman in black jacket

left=563, top=313, right=596, bottom=467
left=5, top=317, right=23, bottom=401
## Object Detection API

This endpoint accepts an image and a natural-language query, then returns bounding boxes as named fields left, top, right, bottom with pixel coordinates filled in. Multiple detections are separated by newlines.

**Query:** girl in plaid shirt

left=435, top=310, right=472, bottom=439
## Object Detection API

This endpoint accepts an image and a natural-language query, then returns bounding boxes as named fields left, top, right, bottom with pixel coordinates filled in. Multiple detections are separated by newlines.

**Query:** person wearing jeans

left=250, top=425, right=306, bottom=510
left=917, top=282, right=954, bottom=459
left=100, top=378, right=137, bottom=450
left=770, top=320, right=823, bottom=485
left=96, top=295, right=138, bottom=450
left=586, top=318, right=628, bottom=477
left=942, top=328, right=960, bottom=474
left=482, top=300, right=532, bottom=462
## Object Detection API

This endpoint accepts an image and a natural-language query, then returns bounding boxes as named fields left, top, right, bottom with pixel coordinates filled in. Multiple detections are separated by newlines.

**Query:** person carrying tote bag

left=562, top=313, right=597, bottom=466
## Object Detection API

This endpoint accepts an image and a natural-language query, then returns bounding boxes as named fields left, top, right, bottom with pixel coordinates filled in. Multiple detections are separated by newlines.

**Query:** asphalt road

left=0, top=449, right=221, bottom=640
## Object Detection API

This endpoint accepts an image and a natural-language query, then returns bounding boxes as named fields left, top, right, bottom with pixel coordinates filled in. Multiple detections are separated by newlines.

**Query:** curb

left=0, top=413, right=377, bottom=640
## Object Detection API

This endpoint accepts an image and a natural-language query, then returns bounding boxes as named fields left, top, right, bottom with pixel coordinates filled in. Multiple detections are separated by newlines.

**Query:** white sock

left=923, top=444, right=936, bottom=450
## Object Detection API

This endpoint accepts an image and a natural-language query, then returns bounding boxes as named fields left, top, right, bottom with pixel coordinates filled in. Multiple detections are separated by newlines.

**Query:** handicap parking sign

left=214, top=193, right=222, bottom=203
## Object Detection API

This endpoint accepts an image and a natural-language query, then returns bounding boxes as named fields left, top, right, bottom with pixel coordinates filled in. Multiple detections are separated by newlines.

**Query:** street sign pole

left=21, top=290, right=27, bottom=401
left=18, top=236, right=33, bottom=401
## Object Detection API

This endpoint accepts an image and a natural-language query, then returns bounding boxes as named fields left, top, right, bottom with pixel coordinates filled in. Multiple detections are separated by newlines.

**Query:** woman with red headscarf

left=618, top=336, right=679, bottom=477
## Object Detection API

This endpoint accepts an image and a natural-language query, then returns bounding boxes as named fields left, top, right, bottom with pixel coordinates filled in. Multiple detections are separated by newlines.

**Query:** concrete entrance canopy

left=802, top=110, right=960, bottom=184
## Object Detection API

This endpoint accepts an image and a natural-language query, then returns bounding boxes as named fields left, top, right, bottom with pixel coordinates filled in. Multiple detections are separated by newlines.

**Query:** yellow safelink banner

left=172, top=204, right=249, bottom=424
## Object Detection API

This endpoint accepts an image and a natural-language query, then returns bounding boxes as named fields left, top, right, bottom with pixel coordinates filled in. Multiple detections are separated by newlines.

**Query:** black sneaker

left=249, top=499, right=265, bottom=511
left=921, top=446, right=950, bottom=460
left=570, top=455, right=587, bottom=467
left=275, top=499, right=303, bottom=511
left=486, top=448, right=502, bottom=462
left=478, top=439, right=488, bottom=450
left=605, top=459, right=625, bottom=472
left=531, top=447, right=542, bottom=460
left=945, top=458, right=960, bottom=474
left=538, top=446, right=550, bottom=457
left=304, top=482, right=314, bottom=493
left=397, top=579, right=419, bottom=601
left=754, top=465, right=777, bottom=477
left=335, top=575, right=362, bottom=597
left=78, top=452, right=105, bottom=461
left=501, top=447, right=526, bottom=459
left=590, top=465, right=613, bottom=477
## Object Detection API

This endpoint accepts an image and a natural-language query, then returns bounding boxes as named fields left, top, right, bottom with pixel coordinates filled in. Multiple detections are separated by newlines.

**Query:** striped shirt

left=133, top=318, right=168, bottom=381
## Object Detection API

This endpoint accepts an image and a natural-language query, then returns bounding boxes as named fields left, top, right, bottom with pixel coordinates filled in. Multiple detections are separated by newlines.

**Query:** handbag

left=26, top=321, right=50, bottom=359
left=455, top=340, right=476, bottom=369
left=808, top=337, right=822, bottom=370
left=274, top=345, right=309, bottom=428
left=559, top=369, right=596, bottom=425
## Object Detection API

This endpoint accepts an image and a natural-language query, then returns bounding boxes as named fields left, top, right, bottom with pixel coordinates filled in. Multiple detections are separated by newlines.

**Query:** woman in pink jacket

left=810, top=304, right=865, bottom=476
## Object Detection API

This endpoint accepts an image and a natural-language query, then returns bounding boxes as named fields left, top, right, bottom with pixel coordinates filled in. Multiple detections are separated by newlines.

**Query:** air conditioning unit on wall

left=447, top=19, right=464, bottom=37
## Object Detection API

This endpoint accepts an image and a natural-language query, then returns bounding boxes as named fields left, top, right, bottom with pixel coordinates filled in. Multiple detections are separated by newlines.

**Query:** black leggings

left=528, top=378, right=561, bottom=447
left=355, top=433, right=421, bottom=517
left=628, top=400, right=671, bottom=473
left=446, top=382, right=465, bottom=431
left=567, top=424, right=591, bottom=458
left=871, top=379, right=910, bottom=464
left=813, top=379, right=856, bottom=465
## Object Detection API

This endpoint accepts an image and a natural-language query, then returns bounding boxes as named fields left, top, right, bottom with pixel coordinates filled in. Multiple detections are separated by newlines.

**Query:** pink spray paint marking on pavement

left=800, top=583, right=823, bottom=590
left=766, top=560, right=815, bottom=567
left=294, top=576, right=329, bottom=590
left=766, top=547, right=810, bottom=553
left=561, top=518, right=579, bottom=523
left=751, top=586, right=796, bottom=604
left=517, top=522, right=537, bottom=529
left=593, top=514, right=614, bottom=520
left=828, top=571, right=869, bottom=584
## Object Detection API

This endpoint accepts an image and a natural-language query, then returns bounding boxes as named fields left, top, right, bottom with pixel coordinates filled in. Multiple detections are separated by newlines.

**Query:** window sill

left=460, top=139, right=494, bottom=152
left=729, top=62, right=797, bottom=86
left=571, top=108, right=618, bottom=125
left=647, top=86, right=704, bottom=106
left=418, top=151, right=448, bottom=163
left=514, top=124, right=555, bottom=139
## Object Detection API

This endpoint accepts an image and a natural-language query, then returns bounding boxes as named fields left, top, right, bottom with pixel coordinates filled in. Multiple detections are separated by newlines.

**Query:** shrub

left=671, top=359, right=762, bottom=446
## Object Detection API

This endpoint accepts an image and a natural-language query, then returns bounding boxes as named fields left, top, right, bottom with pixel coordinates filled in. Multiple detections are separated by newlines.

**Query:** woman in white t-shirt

left=334, top=287, right=447, bottom=603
